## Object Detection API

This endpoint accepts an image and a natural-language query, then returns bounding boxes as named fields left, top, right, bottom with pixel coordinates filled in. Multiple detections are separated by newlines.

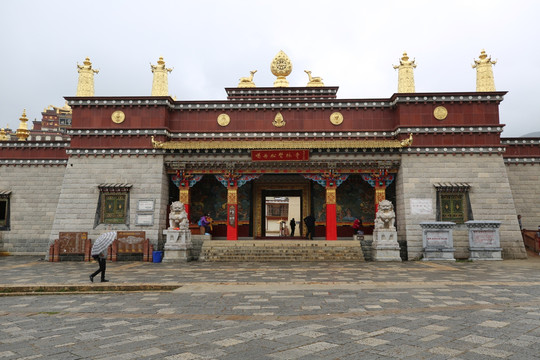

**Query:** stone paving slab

left=0, top=254, right=539, bottom=359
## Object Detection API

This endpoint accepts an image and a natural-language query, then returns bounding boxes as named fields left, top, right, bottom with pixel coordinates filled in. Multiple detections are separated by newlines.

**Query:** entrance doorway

left=262, top=191, right=302, bottom=237
left=253, top=177, right=311, bottom=239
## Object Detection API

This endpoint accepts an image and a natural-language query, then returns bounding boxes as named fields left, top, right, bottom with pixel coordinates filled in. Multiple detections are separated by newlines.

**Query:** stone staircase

left=200, top=240, right=365, bottom=262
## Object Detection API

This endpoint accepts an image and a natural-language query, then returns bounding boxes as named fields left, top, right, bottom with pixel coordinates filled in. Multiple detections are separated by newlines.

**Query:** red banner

left=251, top=150, right=309, bottom=161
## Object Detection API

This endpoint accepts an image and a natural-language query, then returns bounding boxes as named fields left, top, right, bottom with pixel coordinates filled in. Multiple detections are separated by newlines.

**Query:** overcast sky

left=1, top=0, right=539, bottom=137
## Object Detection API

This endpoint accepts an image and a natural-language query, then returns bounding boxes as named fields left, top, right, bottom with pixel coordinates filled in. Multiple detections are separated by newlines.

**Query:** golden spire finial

left=16, top=109, right=30, bottom=141
left=151, top=56, right=173, bottom=96
left=304, top=70, right=324, bottom=87
left=472, top=49, right=496, bottom=91
left=76, top=57, right=99, bottom=96
left=271, top=50, right=292, bottom=87
left=0, top=127, right=9, bottom=141
left=393, top=52, right=416, bottom=93
left=238, top=70, right=257, bottom=88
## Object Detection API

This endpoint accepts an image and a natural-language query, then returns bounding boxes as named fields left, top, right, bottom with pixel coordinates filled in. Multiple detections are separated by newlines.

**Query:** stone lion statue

left=374, top=200, right=396, bottom=231
left=169, top=201, right=189, bottom=230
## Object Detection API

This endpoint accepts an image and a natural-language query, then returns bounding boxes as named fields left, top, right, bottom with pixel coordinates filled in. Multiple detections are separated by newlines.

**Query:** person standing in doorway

left=290, top=218, right=296, bottom=237
left=304, top=214, right=315, bottom=240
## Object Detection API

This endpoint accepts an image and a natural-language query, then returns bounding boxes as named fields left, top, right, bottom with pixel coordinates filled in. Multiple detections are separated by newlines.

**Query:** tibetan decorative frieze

left=251, top=150, right=309, bottom=162
left=151, top=135, right=413, bottom=150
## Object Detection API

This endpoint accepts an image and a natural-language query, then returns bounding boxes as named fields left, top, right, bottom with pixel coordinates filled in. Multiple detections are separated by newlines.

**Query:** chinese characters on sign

left=251, top=150, right=309, bottom=161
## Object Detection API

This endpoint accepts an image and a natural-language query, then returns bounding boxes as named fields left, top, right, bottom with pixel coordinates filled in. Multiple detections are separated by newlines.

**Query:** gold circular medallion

left=111, top=110, right=125, bottom=124
left=330, top=112, right=343, bottom=125
left=433, top=106, right=448, bottom=120
left=217, top=113, right=230, bottom=127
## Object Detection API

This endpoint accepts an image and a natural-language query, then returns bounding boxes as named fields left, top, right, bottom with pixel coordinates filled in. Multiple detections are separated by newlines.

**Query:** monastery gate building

left=1, top=51, right=539, bottom=260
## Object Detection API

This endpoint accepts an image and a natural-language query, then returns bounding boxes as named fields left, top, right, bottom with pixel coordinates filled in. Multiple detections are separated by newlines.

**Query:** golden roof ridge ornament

left=304, top=70, right=324, bottom=87
left=393, top=52, right=416, bottom=93
left=271, top=50, right=292, bottom=87
left=473, top=49, right=496, bottom=91
left=16, top=109, right=29, bottom=141
left=76, top=57, right=99, bottom=96
left=238, top=70, right=257, bottom=88
left=151, top=56, right=173, bottom=96
left=0, top=128, right=9, bottom=141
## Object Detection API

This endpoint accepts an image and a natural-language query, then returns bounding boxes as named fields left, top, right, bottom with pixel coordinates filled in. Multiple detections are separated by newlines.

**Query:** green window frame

left=439, top=193, right=467, bottom=223
left=435, top=183, right=472, bottom=224
left=97, top=184, right=132, bottom=226
left=101, top=193, right=128, bottom=224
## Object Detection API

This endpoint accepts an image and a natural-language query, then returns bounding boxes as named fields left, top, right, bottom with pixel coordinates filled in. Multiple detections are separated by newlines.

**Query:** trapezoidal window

left=435, top=183, right=472, bottom=224
left=97, top=184, right=132, bottom=225
left=0, top=190, right=11, bottom=230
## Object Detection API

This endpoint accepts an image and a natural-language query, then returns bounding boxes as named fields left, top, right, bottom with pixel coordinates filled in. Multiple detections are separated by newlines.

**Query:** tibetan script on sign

left=251, top=149, right=309, bottom=161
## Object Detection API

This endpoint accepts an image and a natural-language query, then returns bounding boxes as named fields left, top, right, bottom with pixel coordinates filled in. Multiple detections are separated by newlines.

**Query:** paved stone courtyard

left=1, top=255, right=540, bottom=359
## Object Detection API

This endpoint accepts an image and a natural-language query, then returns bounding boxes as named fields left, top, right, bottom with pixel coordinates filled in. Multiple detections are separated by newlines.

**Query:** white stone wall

left=48, top=156, right=168, bottom=252
left=506, top=163, right=540, bottom=231
left=0, top=165, right=66, bottom=254
left=396, top=154, right=526, bottom=259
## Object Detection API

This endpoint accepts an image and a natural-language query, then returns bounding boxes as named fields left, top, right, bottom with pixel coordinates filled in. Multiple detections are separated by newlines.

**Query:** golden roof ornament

left=304, top=70, right=324, bottom=87
left=393, top=52, right=416, bottom=93
left=0, top=128, right=9, bottom=141
left=76, top=57, right=99, bottom=96
left=472, top=49, right=496, bottom=91
left=271, top=50, right=292, bottom=87
left=151, top=56, right=173, bottom=96
left=238, top=70, right=257, bottom=88
left=16, top=109, right=30, bottom=141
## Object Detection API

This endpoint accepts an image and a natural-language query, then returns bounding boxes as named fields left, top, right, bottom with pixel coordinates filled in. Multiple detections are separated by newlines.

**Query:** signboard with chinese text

left=251, top=150, right=309, bottom=162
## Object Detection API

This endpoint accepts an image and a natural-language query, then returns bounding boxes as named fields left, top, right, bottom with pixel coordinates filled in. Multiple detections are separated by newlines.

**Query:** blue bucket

left=152, top=251, right=163, bottom=263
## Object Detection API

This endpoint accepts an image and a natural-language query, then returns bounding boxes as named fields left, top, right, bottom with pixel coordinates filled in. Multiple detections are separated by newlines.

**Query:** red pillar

left=227, top=186, right=238, bottom=240
left=325, top=185, right=338, bottom=240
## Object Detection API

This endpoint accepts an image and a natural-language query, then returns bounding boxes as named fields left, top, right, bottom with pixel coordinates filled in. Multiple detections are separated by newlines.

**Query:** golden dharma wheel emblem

left=111, top=110, right=125, bottom=124
left=217, top=113, right=230, bottom=127
left=330, top=112, right=343, bottom=125
left=433, top=106, right=448, bottom=120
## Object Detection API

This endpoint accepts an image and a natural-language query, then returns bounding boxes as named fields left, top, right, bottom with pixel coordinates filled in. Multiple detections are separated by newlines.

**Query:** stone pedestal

left=372, top=230, right=401, bottom=261
left=420, top=222, right=456, bottom=261
left=466, top=221, right=502, bottom=260
left=162, top=229, right=193, bottom=262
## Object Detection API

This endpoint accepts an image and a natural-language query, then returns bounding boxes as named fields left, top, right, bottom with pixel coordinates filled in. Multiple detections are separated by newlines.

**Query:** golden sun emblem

left=330, top=112, right=343, bottom=125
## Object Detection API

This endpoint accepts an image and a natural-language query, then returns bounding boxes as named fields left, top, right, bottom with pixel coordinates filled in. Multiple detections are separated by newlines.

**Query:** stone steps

left=200, top=240, right=365, bottom=262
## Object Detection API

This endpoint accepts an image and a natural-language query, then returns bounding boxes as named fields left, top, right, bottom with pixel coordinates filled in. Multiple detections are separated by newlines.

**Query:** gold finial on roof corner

left=151, top=56, right=173, bottom=96
left=393, top=52, right=416, bottom=93
left=304, top=70, right=324, bottom=87
left=473, top=49, right=496, bottom=92
left=271, top=50, right=292, bottom=87
left=0, top=128, right=9, bottom=141
left=16, top=109, right=29, bottom=141
left=76, top=56, right=99, bottom=96
left=238, top=70, right=257, bottom=88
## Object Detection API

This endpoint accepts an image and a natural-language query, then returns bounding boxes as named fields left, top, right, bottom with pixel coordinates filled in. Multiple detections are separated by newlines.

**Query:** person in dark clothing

left=290, top=218, right=296, bottom=237
left=304, top=214, right=316, bottom=240
left=90, top=250, right=109, bottom=283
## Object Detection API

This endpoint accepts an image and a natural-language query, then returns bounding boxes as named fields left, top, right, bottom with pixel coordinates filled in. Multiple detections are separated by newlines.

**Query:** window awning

left=98, top=183, right=132, bottom=192
left=0, top=190, right=11, bottom=198
left=433, top=182, right=470, bottom=192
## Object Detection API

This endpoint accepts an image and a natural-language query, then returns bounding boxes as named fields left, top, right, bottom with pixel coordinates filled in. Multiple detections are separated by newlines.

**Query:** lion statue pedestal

left=372, top=200, right=402, bottom=262
left=162, top=201, right=192, bottom=262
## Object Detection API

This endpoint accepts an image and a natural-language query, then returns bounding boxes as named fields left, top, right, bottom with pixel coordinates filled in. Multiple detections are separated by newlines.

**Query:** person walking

left=290, top=218, right=296, bottom=237
left=90, top=250, right=109, bottom=283
left=304, top=214, right=315, bottom=240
